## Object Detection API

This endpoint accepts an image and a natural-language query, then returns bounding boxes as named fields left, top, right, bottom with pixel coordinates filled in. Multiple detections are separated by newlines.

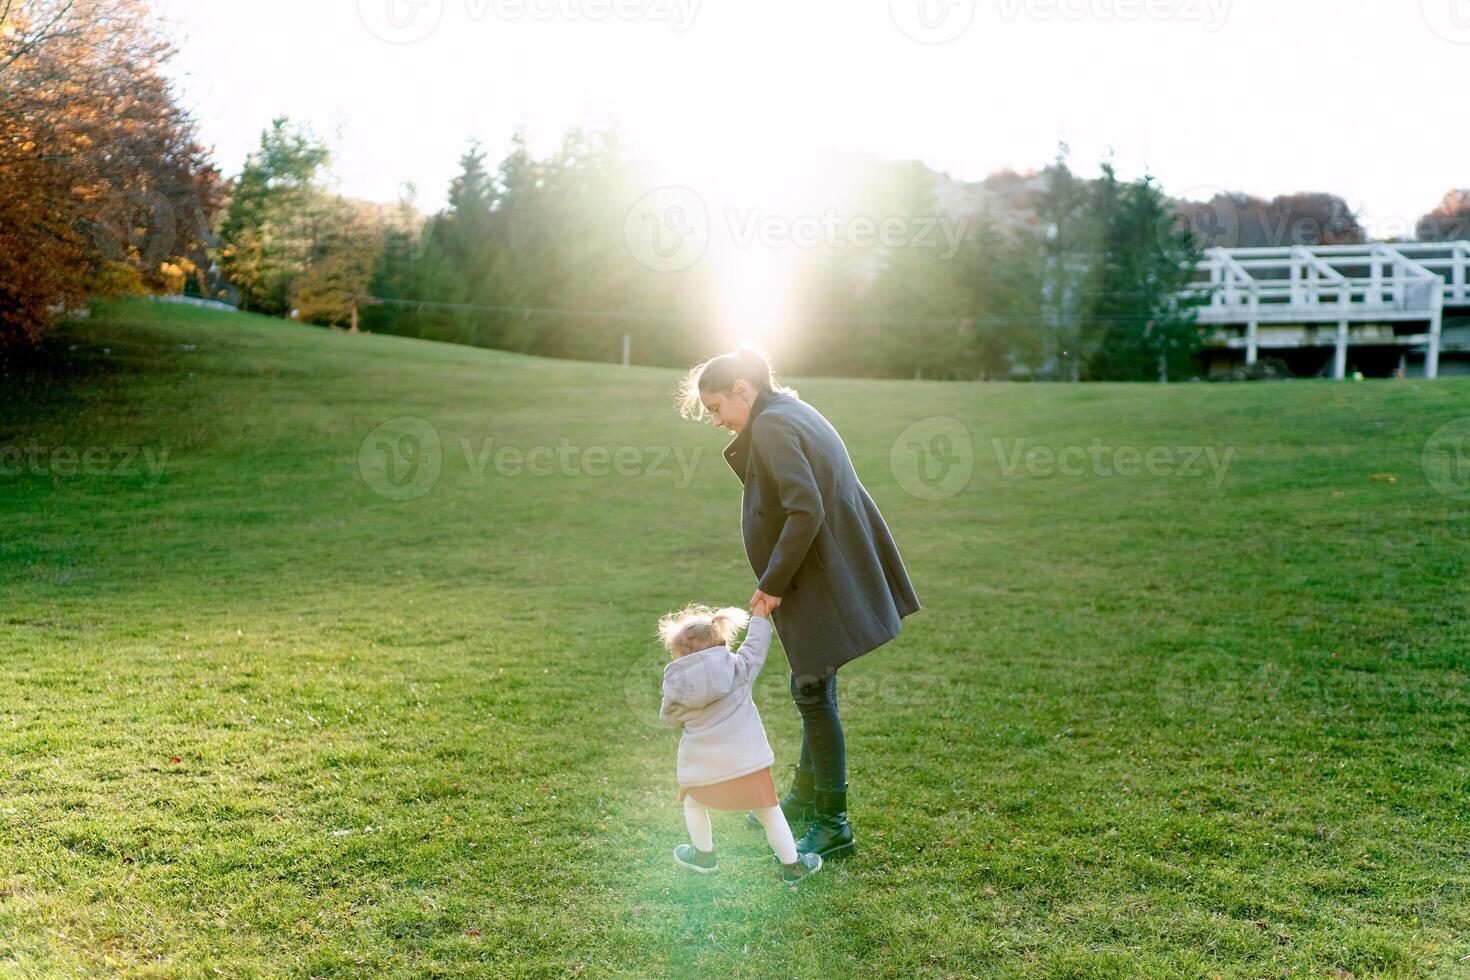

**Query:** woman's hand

left=749, top=589, right=782, bottom=618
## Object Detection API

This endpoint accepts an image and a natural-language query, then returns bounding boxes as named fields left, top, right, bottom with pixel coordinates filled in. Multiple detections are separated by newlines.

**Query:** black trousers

left=790, top=670, right=846, bottom=792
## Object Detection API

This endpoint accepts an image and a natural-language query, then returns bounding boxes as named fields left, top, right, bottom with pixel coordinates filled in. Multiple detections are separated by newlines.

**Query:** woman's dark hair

left=675, top=346, right=798, bottom=422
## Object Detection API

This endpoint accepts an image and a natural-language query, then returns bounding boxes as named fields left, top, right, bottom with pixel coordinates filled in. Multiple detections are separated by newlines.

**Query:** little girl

left=658, top=603, right=823, bottom=885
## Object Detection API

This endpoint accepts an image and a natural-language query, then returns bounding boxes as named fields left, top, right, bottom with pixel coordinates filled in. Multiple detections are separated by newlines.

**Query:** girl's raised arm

left=733, top=615, right=773, bottom=685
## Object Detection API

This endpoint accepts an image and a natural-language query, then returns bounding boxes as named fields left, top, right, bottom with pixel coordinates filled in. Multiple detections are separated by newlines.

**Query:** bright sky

left=158, top=0, right=1466, bottom=239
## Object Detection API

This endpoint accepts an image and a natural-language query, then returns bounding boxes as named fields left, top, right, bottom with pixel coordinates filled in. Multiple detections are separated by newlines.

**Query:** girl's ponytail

left=658, top=603, right=751, bottom=657
left=708, top=606, right=751, bottom=644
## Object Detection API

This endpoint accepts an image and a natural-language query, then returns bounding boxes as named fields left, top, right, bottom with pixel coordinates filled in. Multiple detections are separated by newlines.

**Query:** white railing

left=1394, top=241, right=1470, bottom=305
left=1183, top=241, right=1467, bottom=379
left=1188, top=241, right=1468, bottom=323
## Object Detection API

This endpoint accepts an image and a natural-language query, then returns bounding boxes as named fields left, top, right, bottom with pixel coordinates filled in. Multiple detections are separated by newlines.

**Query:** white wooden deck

left=1188, top=242, right=1470, bottom=378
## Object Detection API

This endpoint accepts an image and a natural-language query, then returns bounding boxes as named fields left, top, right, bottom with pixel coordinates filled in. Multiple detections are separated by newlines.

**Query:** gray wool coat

left=723, top=387, right=921, bottom=679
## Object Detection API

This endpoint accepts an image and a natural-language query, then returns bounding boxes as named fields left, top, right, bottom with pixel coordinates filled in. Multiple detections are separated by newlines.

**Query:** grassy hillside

left=2, top=298, right=1469, bottom=977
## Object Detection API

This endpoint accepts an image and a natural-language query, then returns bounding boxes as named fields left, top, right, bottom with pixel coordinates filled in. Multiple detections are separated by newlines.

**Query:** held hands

left=749, top=589, right=782, bottom=619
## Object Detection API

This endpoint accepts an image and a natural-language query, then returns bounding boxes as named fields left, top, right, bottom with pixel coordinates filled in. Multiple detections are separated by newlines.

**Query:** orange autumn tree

left=0, top=0, right=222, bottom=347
left=1416, top=189, right=1470, bottom=243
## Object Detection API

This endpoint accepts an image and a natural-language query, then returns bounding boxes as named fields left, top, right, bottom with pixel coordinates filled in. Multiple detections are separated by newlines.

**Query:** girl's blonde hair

left=674, top=345, right=799, bottom=422
left=657, top=603, right=750, bottom=658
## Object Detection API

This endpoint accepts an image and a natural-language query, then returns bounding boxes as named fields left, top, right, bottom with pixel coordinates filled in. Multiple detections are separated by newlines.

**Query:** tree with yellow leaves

left=0, top=0, right=222, bottom=346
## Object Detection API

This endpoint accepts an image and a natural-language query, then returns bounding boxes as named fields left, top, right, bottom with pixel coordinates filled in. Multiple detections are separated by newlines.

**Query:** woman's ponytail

left=674, top=345, right=799, bottom=422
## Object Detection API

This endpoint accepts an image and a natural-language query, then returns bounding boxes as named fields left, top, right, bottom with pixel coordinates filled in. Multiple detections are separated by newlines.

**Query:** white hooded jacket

left=659, top=615, right=775, bottom=788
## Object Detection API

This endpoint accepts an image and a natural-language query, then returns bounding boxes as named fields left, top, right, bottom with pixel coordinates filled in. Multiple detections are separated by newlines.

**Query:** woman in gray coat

left=676, top=348, right=921, bottom=860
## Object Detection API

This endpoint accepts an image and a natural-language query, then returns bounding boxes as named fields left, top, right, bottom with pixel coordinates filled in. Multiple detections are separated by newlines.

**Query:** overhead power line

left=344, top=293, right=1193, bottom=329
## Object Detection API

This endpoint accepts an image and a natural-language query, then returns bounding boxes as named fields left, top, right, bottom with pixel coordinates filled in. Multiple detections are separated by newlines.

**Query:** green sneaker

left=780, top=852, right=822, bottom=885
left=673, top=844, right=718, bottom=874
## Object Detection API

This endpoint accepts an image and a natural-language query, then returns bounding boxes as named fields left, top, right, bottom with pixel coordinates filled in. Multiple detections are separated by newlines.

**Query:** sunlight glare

left=653, top=139, right=867, bottom=356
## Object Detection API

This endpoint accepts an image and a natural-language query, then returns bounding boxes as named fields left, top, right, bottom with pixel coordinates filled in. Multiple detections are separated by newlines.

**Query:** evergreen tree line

left=210, top=121, right=1470, bottom=382
left=209, top=119, right=1470, bottom=382
left=7, top=1, right=1466, bottom=378
left=349, top=135, right=1207, bottom=381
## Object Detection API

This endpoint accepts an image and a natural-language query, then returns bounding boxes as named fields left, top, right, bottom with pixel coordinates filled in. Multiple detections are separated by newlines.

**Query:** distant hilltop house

left=932, top=168, right=1049, bottom=229
left=1187, top=242, right=1470, bottom=379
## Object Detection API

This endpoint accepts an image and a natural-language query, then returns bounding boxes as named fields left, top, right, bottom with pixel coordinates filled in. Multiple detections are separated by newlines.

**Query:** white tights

left=683, top=796, right=797, bottom=864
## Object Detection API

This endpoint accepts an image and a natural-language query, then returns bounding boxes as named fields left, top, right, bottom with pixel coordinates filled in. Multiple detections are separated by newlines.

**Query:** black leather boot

left=796, top=786, right=855, bottom=860
left=746, top=766, right=815, bottom=830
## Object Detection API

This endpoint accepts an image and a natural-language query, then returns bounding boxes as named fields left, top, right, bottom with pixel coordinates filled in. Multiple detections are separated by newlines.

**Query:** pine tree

left=217, top=117, right=332, bottom=316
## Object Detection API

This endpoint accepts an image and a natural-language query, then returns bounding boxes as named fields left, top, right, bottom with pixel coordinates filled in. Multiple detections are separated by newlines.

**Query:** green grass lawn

left=2, top=298, right=1469, bottom=978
